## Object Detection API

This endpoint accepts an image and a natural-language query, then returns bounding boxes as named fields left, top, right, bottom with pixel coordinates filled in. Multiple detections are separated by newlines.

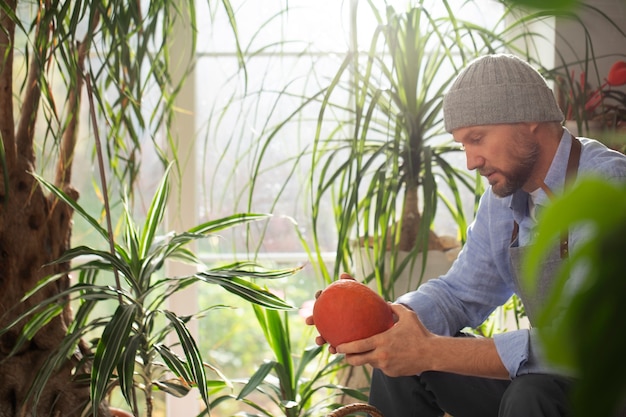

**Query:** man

left=308, top=54, right=626, bottom=416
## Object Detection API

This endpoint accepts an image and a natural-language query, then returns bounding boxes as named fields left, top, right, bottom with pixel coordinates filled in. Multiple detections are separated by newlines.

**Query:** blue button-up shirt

left=397, top=130, right=626, bottom=378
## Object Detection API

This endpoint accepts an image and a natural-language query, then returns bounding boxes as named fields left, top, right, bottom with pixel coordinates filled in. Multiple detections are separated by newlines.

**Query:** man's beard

left=485, top=133, right=540, bottom=198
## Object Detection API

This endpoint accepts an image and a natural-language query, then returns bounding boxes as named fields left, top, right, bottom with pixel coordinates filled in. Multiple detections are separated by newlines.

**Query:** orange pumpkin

left=313, top=275, right=394, bottom=348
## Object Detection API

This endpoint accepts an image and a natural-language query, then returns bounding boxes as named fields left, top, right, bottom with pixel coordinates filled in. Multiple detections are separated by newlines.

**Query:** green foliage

left=471, top=295, right=526, bottom=337
left=1, top=167, right=300, bottom=416
left=209, top=305, right=361, bottom=417
left=301, top=0, right=561, bottom=297
left=523, top=177, right=626, bottom=417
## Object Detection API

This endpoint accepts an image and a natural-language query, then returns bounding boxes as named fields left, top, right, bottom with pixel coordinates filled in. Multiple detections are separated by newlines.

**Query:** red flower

left=583, top=60, right=626, bottom=114
left=607, top=60, right=626, bottom=87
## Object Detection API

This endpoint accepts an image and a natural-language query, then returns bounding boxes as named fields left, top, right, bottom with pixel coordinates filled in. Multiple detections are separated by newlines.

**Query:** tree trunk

left=0, top=2, right=109, bottom=415
left=0, top=161, right=111, bottom=415
left=398, top=182, right=443, bottom=252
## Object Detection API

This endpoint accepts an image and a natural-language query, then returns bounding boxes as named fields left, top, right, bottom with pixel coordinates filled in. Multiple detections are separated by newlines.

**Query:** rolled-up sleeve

left=494, top=328, right=569, bottom=378
left=494, top=330, right=530, bottom=378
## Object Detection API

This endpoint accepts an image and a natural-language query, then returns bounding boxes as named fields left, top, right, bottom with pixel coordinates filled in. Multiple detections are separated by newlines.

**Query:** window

left=194, top=0, right=505, bottom=258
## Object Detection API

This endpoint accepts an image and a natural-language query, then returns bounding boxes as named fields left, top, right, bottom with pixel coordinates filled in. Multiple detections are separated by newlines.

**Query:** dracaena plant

left=302, top=1, right=553, bottom=298
left=303, top=0, right=625, bottom=299
left=1, top=165, right=300, bottom=417
left=0, top=0, right=252, bottom=415
left=210, top=304, right=361, bottom=417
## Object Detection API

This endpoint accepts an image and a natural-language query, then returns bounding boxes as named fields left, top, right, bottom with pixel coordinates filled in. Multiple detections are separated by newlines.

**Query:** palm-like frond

left=6, top=168, right=301, bottom=414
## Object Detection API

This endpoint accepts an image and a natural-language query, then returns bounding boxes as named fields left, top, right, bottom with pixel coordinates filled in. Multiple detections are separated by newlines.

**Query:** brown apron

left=508, top=138, right=581, bottom=325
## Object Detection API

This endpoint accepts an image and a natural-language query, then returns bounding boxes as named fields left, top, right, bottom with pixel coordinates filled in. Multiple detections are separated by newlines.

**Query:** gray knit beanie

left=443, top=54, right=564, bottom=133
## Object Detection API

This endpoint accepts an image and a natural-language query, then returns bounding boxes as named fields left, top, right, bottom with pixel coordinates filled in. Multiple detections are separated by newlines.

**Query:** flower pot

left=565, top=120, right=626, bottom=153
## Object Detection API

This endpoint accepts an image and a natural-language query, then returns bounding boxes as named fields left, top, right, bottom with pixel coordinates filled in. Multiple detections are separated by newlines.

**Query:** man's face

left=453, top=123, right=540, bottom=197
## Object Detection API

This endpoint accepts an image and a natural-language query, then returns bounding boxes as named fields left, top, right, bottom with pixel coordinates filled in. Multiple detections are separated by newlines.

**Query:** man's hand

left=307, top=293, right=509, bottom=380
left=336, top=304, right=509, bottom=380
left=334, top=303, right=435, bottom=377
left=305, top=310, right=338, bottom=354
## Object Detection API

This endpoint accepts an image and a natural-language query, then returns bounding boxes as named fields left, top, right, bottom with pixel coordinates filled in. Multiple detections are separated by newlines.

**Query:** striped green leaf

left=140, top=164, right=172, bottom=258
left=163, top=310, right=210, bottom=409
left=91, top=304, right=137, bottom=415
left=195, top=272, right=294, bottom=310
left=237, top=360, right=276, bottom=400
left=118, top=334, right=141, bottom=412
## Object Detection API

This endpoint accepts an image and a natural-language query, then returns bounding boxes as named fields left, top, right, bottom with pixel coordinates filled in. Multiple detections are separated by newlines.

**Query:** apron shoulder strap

left=566, top=137, right=581, bottom=185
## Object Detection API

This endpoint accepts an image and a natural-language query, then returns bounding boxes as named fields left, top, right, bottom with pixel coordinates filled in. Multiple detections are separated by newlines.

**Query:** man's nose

left=465, top=149, right=484, bottom=171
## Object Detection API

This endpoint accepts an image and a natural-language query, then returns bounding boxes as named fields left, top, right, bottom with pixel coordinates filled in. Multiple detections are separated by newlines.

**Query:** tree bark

left=0, top=160, right=97, bottom=415
left=398, top=182, right=443, bottom=252
left=0, top=2, right=109, bottom=415
left=0, top=0, right=17, bottom=172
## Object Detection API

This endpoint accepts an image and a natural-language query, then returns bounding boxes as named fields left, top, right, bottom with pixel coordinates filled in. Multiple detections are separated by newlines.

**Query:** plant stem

left=85, top=75, right=123, bottom=304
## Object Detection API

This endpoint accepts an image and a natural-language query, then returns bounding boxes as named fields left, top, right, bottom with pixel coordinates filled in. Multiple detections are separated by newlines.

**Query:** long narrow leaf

left=2, top=284, right=118, bottom=340
left=154, top=379, right=192, bottom=398
left=187, top=212, right=270, bottom=234
left=212, top=263, right=303, bottom=279
left=140, top=164, right=172, bottom=258
left=237, top=360, right=276, bottom=400
left=163, top=310, right=210, bottom=409
left=118, top=334, right=142, bottom=412
left=32, top=173, right=110, bottom=242
left=259, top=307, right=294, bottom=396
left=91, top=304, right=137, bottom=416
left=49, top=246, right=134, bottom=281
left=11, top=304, right=64, bottom=356
left=154, top=343, right=195, bottom=383
left=195, top=272, right=294, bottom=310
left=294, top=345, right=324, bottom=382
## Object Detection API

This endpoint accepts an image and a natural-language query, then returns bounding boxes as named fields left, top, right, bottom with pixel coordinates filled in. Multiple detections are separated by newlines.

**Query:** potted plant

left=555, top=59, right=626, bottom=152
left=0, top=1, right=278, bottom=415
left=2, top=163, right=302, bottom=416
left=302, top=1, right=562, bottom=299
left=209, top=304, right=358, bottom=417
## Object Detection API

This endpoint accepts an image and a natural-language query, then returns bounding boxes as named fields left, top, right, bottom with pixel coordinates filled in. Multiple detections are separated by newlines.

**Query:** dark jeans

left=369, top=368, right=573, bottom=417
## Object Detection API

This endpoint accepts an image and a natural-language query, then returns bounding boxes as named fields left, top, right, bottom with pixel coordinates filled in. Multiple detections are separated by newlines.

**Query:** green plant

left=209, top=304, right=363, bottom=417
left=523, top=177, right=626, bottom=417
left=299, top=1, right=568, bottom=298
left=0, top=0, right=250, bottom=414
left=470, top=294, right=527, bottom=337
left=302, top=1, right=626, bottom=300
left=1, top=165, right=301, bottom=416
